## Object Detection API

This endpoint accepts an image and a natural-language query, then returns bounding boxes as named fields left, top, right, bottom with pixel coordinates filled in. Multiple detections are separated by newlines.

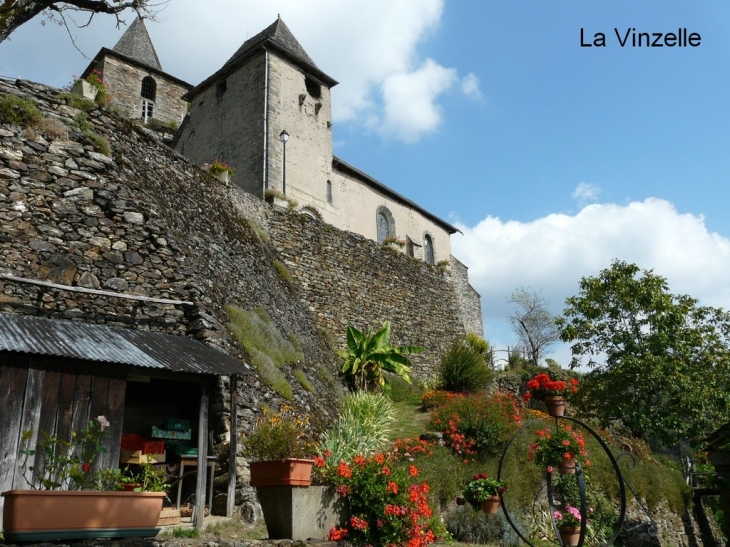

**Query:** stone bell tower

left=174, top=17, right=338, bottom=202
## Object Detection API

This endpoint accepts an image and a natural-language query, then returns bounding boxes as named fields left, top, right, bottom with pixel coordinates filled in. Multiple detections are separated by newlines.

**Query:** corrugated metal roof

left=0, top=313, right=245, bottom=376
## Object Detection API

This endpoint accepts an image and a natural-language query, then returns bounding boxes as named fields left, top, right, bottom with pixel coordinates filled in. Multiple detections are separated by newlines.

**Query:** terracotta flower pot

left=249, top=458, right=314, bottom=487
left=559, top=525, right=580, bottom=546
left=544, top=395, right=566, bottom=417
left=480, top=495, right=500, bottom=514
left=1, top=489, right=165, bottom=542
left=558, top=457, right=577, bottom=475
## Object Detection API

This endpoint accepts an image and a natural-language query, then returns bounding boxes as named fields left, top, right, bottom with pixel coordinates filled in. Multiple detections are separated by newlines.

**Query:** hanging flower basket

left=558, top=457, right=577, bottom=475
left=559, top=525, right=580, bottom=546
left=480, top=495, right=501, bottom=514
left=544, top=395, right=566, bottom=417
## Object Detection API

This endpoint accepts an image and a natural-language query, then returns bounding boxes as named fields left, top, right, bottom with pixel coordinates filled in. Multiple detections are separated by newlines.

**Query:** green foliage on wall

left=0, top=94, right=43, bottom=127
left=225, top=305, right=304, bottom=399
left=273, top=259, right=292, bottom=284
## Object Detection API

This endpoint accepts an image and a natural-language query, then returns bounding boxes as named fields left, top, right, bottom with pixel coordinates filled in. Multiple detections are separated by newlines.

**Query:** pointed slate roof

left=222, top=17, right=316, bottom=71
left=184, top=17, right=337, bottom=100
left=112, top=16, right=162, bottom=71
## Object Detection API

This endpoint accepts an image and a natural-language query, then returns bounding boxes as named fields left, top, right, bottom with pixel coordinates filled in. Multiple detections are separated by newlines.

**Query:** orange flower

left=409, top=465, right=419, bottom=477
left=337, top=460, right=352, bottom=478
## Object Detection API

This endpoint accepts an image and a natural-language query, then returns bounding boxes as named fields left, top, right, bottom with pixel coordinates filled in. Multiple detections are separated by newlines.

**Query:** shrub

left=429, top=392, right=521, bottom=458
left=443, top=505, right=521, bottom=546
left=466, top=332, right=490, bottom=357
left=39, top=117, right=69, bottom=140
left=409, top=444, right=474, bottom=511
left=421, top=390, right=464, bottom=410
left=385, top=373, right=424, bottom=404
left=439, top=340, right=492, bottom=393
left=243, top=405, right=315, bottom=461
left=60, top=92, right=96, bottom=112
left=322, top=453, right=442, bottom=547
left=0, top=94, right=43, bottom=128
left=319, top=392, right=395, bottom=464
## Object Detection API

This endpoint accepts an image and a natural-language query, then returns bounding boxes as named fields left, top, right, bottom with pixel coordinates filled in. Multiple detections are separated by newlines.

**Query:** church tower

left=81, top=17, right=191, bottom=126
left=174, top=17, right=338, bottom=200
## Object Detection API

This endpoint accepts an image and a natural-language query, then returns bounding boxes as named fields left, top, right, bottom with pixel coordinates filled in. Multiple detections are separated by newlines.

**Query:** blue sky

left=2, top=0, right=730, bottom=366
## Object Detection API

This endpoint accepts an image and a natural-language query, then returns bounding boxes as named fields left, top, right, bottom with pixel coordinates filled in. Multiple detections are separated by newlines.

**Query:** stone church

left=82, top=16, right=482, bottom=334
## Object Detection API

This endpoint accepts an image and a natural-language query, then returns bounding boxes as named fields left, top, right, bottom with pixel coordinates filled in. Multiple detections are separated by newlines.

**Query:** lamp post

left=279, top=129, right=289, bottom=195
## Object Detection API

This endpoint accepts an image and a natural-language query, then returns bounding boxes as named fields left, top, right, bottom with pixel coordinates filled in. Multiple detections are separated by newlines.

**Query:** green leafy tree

left=557, top=260, right=730, bottom=445
left=339, top=321, right=423, bottom=392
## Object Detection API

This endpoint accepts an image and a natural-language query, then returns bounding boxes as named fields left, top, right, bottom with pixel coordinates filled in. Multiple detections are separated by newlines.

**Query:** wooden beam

left=0, top=273, right=193, bottom=306
left=227, top=374, right=238, bottom=517
left=193, top=382, right=210, bottom=530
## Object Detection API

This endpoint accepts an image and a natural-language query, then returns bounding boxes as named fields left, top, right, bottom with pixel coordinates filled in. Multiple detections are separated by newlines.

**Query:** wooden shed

left=0, top=312, right=243, bottom=529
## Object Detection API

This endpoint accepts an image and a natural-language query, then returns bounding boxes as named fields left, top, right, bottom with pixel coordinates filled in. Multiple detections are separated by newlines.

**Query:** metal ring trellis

left=495, top=413, right=655, bottom=546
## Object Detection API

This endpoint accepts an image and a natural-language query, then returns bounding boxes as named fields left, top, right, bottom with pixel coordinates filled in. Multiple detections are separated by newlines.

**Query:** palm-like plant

left=339, top=321, right=423, bottom=392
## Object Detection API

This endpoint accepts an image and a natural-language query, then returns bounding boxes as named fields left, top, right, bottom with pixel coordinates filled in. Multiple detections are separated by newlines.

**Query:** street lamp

left=279, top=129, right=289, bottom=195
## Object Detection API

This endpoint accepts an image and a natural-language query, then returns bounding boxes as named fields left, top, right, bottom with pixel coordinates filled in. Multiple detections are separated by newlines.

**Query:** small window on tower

left=326, top=180, right=332, bottom=204
left=305, top=76, right=321, bottom=99
left=141, top=76, right=156, bottom=101
left=216, top=80, right=227, bottom=99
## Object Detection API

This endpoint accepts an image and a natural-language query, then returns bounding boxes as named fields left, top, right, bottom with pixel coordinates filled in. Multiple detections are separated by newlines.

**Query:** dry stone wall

left=265, top=210, right=467, bottom=379
left=447, top=256, right=483, bottom=336
left=0, top=78, right=341, bottom=435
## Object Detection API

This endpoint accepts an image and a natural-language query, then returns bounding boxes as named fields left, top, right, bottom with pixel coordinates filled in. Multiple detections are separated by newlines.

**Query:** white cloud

left=572, top=182, right=600, bottom=203
left=452, top=198, right=730, bottom=363
left=461, top=73, right=482, bottom=99
left=378, top=59, right=457, bottom=142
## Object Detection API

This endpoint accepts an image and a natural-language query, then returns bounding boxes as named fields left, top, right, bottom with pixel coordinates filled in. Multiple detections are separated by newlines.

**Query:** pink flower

left=96, top=416, right=110, bottom=431
left=546, top=466, right=554, bottom=474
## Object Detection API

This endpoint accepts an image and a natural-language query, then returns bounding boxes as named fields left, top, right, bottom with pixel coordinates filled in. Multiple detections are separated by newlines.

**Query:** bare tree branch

left=508, top=287, right=561, bottom=366
left=0, top=0, right=169, bottom=44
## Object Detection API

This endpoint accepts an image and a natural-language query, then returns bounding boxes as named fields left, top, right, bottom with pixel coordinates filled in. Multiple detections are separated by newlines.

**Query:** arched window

left=141, top=76, right=157, bottom=123
left=299, top=206, right=322, bottom=221
left=376, top=206, right=395, bottom=244
left=424, top=234, right=434, bottom=265
left=141, top=76, right=157, bottom=101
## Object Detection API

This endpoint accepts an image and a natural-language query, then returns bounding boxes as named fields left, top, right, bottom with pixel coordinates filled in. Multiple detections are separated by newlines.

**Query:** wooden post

left=227, top=374, right=238, bottom=517
left=193, top=382, right=210, bottom=530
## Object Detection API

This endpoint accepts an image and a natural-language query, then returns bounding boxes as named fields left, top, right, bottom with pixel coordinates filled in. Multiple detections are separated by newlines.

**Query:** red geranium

left=523, top=373, right=578, bottom=402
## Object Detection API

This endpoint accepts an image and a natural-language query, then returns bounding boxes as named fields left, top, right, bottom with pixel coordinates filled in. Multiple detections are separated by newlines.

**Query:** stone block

left=255, top=485, right=348, bottom=541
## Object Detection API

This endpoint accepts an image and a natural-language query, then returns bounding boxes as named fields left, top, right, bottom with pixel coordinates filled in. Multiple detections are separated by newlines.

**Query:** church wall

left=97, top=57, right=188, bottom=126
left=265, top=55, right=334, bottom=198
left=320, top=168, right=453, bottom=263
left=174, top=54, right=267, bottom=197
